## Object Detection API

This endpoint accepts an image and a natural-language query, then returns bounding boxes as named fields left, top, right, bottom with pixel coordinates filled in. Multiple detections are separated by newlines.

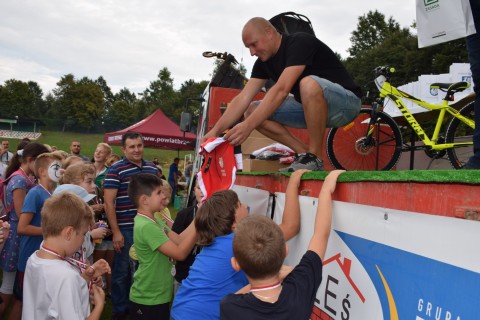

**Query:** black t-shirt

left=251, top=32, right=362, bottom=101
left=220, top=250, right=322, bottom=320
left=171, top=205, right=202, bottom=283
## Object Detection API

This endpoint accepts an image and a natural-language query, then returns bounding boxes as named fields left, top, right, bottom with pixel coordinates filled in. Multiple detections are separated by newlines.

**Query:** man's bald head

left=242, top=17, right=276, bottom=35
left=242, top=17, right=281, bottom=61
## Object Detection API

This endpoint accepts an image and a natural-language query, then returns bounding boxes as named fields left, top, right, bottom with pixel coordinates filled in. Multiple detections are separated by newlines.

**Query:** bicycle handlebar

left=374, top=66, right=396, bottom=77
left=202, top=51, right=230, bottom=59
left=202, top=51, right=239, bottom=65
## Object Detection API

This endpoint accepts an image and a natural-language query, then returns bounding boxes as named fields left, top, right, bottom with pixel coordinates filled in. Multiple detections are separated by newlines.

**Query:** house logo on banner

left=313, top=230, right=473, bottom=320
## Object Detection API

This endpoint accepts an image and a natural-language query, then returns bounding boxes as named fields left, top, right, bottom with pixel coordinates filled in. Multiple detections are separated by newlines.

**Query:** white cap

left=53, top=184, right=96, bottom=203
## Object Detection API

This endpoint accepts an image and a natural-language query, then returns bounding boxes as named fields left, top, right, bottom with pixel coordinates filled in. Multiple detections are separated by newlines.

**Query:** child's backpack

left=0, top=170, right=23, bottom=219
left=269, top=12, right=315, bottom=36
left=197, top=137, right=242, bottom=203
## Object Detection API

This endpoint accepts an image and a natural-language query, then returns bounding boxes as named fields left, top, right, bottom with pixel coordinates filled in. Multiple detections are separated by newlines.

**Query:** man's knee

left=299, top=77, right=324, bottom=104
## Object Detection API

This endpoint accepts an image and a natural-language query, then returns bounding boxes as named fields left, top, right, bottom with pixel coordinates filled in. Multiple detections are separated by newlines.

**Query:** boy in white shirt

left=22, top=191, right=111, bottom=320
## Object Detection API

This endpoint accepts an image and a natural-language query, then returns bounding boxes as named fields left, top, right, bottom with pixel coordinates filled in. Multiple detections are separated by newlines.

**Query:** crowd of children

left=0, top=135, right=344, bottom=319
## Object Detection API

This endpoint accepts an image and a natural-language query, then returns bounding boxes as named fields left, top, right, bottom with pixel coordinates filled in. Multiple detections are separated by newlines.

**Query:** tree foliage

left=344, top=11, right=469, bottom=104
left=0, top=79, right=44, bottom=120
left=348, top=10, right=400, bottom=58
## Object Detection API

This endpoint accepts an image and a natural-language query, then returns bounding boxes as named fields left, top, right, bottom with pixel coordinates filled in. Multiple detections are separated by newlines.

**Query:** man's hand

left=224, top=121, right=254, bottom=146
left=112, top=230, right=124, bottom=253
left=200, top=130, right=218, bottom=145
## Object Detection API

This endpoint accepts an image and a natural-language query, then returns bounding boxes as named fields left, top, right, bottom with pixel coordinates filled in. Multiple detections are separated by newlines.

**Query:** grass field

left=2, top=130, right=195, bottom=174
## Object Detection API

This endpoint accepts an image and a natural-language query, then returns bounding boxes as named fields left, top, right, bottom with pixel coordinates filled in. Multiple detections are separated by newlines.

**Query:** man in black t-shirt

left=202, top=17, right=361, bottom=172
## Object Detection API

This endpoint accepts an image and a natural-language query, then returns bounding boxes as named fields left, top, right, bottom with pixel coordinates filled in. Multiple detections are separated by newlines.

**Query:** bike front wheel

left=446, top=101, right=475, bottom=169
left=326, top=108, right=403, bottom=171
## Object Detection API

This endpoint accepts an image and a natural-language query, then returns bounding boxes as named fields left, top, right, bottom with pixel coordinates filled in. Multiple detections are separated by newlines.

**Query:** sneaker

left=463, top=155, right=480, bottom=169
left=278, top=153, right=324, bottom=172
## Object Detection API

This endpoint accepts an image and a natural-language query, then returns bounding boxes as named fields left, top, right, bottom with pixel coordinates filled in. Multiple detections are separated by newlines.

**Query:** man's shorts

left=255, top=76, right=361, bottom=128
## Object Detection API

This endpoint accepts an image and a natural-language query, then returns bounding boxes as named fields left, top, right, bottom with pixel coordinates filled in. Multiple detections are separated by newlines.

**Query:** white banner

left=416, top=0, right=476, bottom=48
left=272, top=193, right=480, bottom=319
left=232, top=185, right=271, bottom=217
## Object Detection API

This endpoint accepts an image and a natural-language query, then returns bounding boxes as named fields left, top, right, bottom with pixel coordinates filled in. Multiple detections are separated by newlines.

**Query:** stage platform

left=236, top=169, right=480, bottom=221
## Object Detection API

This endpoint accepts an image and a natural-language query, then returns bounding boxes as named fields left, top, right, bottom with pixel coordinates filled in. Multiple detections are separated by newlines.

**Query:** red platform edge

left=235, top=174, right=479, bottom=219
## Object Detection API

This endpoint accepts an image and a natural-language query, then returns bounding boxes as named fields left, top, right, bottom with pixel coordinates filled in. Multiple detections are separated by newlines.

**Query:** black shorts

left=13, top=271, right=24, bottom=301
left=129, top=301, right=170, bottom=320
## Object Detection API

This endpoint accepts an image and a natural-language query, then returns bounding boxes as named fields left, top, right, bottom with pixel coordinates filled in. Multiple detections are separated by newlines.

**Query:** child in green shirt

left=128, top=173, right=197, bottom=319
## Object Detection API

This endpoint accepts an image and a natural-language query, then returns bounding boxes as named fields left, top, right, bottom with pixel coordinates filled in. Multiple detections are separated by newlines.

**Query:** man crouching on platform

left=202, top=17, right=362, bottom=172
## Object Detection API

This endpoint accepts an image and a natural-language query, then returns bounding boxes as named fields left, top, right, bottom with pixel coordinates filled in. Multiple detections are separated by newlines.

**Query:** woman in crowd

left=0, top=142, right=49, bottom=318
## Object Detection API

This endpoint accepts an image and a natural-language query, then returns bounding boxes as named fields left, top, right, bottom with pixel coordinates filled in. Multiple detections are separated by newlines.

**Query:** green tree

left=143, top=67, right=176, bottom=117
left=175, top=79, right=209, bottom=130
left=0, top=79, right=44, bottom=123
left=348, top=10, right=400, bottom=58
left=52, top=74, right=104, bottom=132
left=106, top=100, right=136, bottom=131
left=95, top=76, right=115, bottom=117
left=104, top=87, right=138, bottom=130
left=344, top=12, right=468, bottom=103
left=114, top=87, right=137, bottom=105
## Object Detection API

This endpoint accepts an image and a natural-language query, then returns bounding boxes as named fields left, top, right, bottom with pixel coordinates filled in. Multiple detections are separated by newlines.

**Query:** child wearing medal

left=220, top=170, right=345, bottom=319
left=128, top=173, right=197, bottom=320
left=171, top=169, right=309, bottom=320
left=16, top=152, right=63, bottom=315
left=22, top=191, right=111, bottom=319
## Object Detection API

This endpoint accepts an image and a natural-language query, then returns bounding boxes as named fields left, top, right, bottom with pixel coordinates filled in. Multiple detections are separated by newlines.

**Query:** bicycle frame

left=375, top=75, right=474, bottom=150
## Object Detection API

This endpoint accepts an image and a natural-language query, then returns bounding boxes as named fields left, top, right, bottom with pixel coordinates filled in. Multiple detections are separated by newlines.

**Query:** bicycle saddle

left=430, top=82, right=470, bottom=92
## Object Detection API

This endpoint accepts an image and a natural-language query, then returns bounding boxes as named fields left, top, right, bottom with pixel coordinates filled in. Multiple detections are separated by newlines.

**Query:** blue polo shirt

left=103, top=158, right=157, bottom=230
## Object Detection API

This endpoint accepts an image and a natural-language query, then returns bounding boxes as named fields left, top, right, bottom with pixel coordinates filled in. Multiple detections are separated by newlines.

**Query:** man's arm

left=278, top=169, right=309, bottom=241
left=103, top=188, right=123, bottom=253
left=224, top=65, right=305, bottom=146
left=308, top=170, right=344, bottom=260
left=202, top=78, right=266, bottom=142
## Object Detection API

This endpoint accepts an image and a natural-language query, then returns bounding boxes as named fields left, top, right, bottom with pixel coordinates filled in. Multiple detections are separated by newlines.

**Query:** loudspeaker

left=180, top=112, right=192, bottom=132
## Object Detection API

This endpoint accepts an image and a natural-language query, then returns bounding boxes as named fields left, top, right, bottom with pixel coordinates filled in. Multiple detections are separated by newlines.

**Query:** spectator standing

left=69, top=141, right=90, bottom=162
left=185, top=161, right=193, bottom=187
left=168, top=158, right=180, bottom=203
left=93, top=143, right=112, bottom=189
left=0, top=142, right=49, bottom=318
left=103, top=132, right=157, bottom=319
left=0, top=141, right=14, bottom=165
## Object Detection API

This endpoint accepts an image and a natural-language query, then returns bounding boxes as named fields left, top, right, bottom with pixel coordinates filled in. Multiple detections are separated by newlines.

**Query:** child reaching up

left=127, top=173, right=197, bottom=320
left=220, top=170, right=344, bottom=319
left=22, top=191, right=111, bottom=320
left=171, top=169, right=309, bottom=320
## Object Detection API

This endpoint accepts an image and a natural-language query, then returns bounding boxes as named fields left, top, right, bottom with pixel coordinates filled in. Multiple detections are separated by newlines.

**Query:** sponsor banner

left=271, top=193, right=480, bottom=319
left=233, top=185, right=271, bottom=218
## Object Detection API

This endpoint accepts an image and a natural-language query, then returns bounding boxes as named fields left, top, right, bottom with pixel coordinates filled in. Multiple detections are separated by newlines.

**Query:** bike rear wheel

left=446, top=101, right=475, bottom=169
left=326, top=108, right=403, bottom=171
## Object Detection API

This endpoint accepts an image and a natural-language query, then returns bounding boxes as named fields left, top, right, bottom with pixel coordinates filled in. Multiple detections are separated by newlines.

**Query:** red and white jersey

left=197, top=137, right=242, bottom=202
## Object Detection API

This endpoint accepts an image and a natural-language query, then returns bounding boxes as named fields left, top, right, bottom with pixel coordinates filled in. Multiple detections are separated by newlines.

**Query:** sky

left=0, top=1, right=415, bottom=96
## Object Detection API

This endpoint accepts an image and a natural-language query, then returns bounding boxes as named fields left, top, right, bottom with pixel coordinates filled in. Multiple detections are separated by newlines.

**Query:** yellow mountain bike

left=326, top=66, right=475, bottom=170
